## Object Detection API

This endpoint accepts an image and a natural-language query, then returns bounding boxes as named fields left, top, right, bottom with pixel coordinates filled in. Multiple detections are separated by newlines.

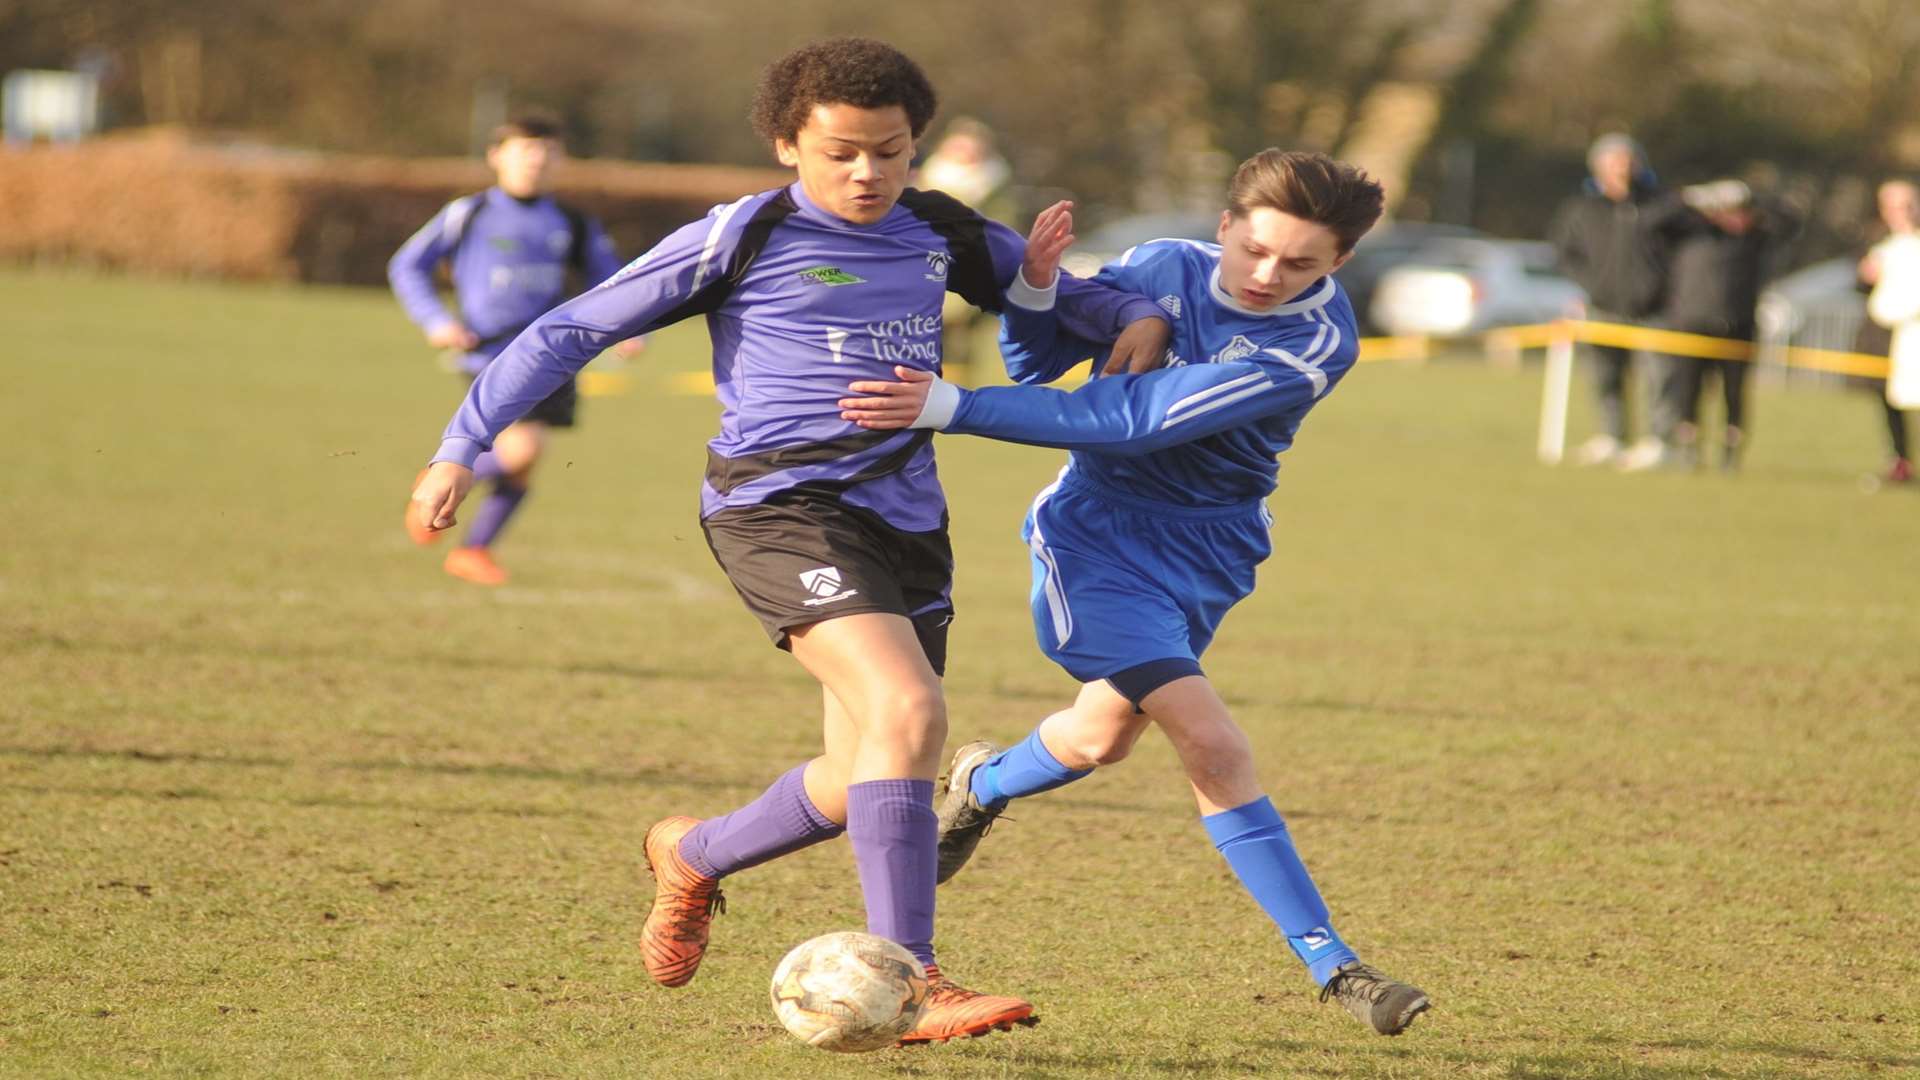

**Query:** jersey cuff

left=1006, top=270, right=1058, bottom=312
left=910, top=378, right=964, bottom=430
left=432, top=437, right=486, bottom=468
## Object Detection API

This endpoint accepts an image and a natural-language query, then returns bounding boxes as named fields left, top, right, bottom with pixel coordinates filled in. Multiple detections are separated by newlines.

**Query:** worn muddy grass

left=2, top=268, right=1917, bottom=1078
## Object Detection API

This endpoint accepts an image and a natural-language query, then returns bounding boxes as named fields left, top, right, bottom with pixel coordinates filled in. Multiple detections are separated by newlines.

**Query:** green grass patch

left=2, top=268, right=1917, bottom=1078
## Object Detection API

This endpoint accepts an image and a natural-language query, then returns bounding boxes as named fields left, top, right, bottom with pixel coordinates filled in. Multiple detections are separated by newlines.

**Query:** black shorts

left=701, top=491, right=954, bottom=675
left=462, top=373, right=578, bottom=428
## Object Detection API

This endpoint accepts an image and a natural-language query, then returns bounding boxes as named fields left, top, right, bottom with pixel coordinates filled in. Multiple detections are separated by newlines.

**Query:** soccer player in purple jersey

left=406, top=39, right=1170, bottom=1043
left=389, top=113, right=643, bottom=586
left=840, top=151, right=1432, bottom=1036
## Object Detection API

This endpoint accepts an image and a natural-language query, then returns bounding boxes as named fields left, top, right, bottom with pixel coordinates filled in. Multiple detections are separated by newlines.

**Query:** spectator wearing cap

left=1624, top=179, right=1800, bottom=472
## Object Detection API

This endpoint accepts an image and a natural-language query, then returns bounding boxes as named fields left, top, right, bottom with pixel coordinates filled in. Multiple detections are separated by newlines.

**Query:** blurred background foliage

left=4, top=0, right=1918, bottom=251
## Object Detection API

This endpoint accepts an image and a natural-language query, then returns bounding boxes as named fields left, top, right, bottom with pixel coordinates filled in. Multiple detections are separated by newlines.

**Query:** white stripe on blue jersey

left=692, top=195, right=755, bottom=290
left=971, top=235, right=1364, bottom=506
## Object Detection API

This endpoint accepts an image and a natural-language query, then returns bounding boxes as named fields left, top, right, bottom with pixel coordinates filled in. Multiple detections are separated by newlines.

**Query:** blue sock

left=968, top=728, right=1092, bottom=810
left=1202, top=796, right=1359, bottom=986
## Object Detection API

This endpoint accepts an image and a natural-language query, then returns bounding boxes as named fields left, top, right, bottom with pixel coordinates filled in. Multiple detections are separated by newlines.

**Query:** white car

left=1369, top=238, right=1586, bottom=337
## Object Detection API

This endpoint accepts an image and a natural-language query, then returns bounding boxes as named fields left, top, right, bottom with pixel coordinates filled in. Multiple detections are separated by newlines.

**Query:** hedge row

left=0, top=127, right=788, bottom=284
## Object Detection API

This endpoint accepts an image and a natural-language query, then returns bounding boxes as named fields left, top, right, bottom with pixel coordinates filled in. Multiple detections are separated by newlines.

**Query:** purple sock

left=846, top=779, right=938, bottom=967
left=462, top=481, right=526, bottom=548
left=472, top=450, right=505, bottom=482
left=678, top=765, right=844, bottom=879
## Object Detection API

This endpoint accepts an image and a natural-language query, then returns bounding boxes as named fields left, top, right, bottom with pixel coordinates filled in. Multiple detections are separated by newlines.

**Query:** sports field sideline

left=2, top=267, right=1917, bottom=1078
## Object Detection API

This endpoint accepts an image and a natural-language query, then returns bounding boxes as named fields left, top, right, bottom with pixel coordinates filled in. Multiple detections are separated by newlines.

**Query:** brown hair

left=1227, top=150, right=1385, bottom=253
left=489, top=112, right=563, bottom=148
left=749, top=38, right=938, bottom=145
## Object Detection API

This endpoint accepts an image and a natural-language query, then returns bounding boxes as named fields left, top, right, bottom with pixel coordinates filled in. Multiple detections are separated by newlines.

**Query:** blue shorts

left=1022, top=468, right=1271, bottom=705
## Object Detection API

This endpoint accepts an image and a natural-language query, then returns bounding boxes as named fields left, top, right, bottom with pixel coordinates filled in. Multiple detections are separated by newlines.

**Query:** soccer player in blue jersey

left=838, top=150, right=1433, bottom=1036
left=389, top=113, right=643, bottom=586
left=406, top=39, right=1171, bottom=1043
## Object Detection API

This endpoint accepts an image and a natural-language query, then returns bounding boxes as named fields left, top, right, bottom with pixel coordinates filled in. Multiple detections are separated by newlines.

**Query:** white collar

left=1208, top=264, right=1335, bottom=317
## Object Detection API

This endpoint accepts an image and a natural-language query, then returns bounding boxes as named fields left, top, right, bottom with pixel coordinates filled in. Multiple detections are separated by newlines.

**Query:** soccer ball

left=769, top=931, right=929, bottom=1052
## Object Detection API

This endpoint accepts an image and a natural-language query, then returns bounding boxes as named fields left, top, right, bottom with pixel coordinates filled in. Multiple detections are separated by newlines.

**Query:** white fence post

left=1537, top=328, right=1574, bottom=464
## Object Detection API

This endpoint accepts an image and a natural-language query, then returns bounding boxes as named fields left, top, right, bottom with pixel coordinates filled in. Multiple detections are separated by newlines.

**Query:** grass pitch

left=2, top=267, right=1917, bottom=1079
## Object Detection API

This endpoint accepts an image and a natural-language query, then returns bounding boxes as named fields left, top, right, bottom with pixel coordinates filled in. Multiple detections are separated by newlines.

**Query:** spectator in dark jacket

left=1550, top=133, right=1671, bottom=466
left=1629, top=180, right=1800, bottom=471
left=1855, top=179, right=1918, bottom=485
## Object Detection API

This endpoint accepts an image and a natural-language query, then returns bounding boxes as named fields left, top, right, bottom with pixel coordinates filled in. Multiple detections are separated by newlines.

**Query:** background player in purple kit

left=388, top=113, right=643, bottom=586
left=405, top=39, right=1170, bottom=1043
left=839, top=150, right=1432, bottom=1036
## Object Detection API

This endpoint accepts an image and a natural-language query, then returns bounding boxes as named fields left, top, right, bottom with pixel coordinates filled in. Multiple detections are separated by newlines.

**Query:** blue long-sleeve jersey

left=388, top=187, right=624, bottom=373
left=430, top=182, right=1165, bottom=532
left=933, top=238, right=1359, bottom=508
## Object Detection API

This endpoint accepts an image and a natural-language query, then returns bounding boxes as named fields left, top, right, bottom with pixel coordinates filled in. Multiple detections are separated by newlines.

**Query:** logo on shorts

left=1158, top=294, right=1183, bottom=318
left=924, top=250, right=951, bottom=281
left=799, top=566, right=860, bottom=607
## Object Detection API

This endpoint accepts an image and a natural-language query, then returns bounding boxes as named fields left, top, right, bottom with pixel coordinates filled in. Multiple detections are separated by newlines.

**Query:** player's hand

left=427, top=322, right=480, bottom=351
left=1102, top=316, right=1172, bottom=375
left=840, top=366, right=935, bottom=429
left=612, top=335, right=649, bottom=360
left=1021, top=200, right=1075, bottom=289
left=411, top=461, right=474, bottom=534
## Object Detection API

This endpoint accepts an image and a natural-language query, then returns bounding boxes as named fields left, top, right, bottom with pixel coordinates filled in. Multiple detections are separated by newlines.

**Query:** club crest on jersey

left=1211, top=334, right=1260, bottom=365
left=797, top=265, right=866, bottom=287
left=923, top=250, right=952, bottom=282
left=1157, top=295, right=1183, bottom=318
left=799, top=566, right=859, bottom=607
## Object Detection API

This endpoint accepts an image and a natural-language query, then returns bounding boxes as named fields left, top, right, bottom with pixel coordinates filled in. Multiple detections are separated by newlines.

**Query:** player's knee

left=1069, top=725, right=1138, bottom=766
left=860, top=685, right=947, bottom=758
left=1169, top=721, right=1252, bottom=775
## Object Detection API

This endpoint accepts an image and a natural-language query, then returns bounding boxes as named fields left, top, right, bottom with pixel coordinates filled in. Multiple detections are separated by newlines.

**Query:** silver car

left=1369, top=238, right=1587, bottom=337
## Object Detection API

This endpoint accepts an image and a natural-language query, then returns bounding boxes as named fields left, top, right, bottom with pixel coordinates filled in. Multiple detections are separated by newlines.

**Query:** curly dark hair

left=749, top=38, right=938, bottom=145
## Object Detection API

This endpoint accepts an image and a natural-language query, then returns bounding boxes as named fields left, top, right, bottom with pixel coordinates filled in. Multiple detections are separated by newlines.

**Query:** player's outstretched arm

left=843, top=325, right=1353, bottom=456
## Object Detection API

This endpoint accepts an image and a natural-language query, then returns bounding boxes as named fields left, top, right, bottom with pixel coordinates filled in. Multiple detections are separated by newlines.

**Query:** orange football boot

left=640, top=816, right=725, bottom=988
left=404, top=468, right=448, bottom=546
left=442, top=546, right=507, bottom=586
left=896, top=963, right=1037, bottom=1044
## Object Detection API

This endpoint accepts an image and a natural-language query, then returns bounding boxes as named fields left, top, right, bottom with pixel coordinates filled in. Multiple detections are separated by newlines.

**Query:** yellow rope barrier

left=1492, top=319, right=1891, bottom=379
left=658, top=319, right=1893, bottom=396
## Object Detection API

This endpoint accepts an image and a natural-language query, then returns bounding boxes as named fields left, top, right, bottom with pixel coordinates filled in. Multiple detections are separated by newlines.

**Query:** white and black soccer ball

left=769, top=931, right=929, bottom=1052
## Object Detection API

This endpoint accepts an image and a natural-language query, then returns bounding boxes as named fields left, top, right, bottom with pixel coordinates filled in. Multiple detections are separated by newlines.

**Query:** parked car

left=1755, top=256, right=1865, bottom=352
left=1754, top=256, right=1868, bottom=386
left=1368, top=238, right=1586, bottom=337
left=1333, top=222, right=1487, bottom=333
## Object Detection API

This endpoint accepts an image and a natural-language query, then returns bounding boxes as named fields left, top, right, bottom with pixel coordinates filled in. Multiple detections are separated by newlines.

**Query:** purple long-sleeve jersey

left=431, top=182, right=1165, bottom=531
left=388, top=187, right=624, bottom=373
